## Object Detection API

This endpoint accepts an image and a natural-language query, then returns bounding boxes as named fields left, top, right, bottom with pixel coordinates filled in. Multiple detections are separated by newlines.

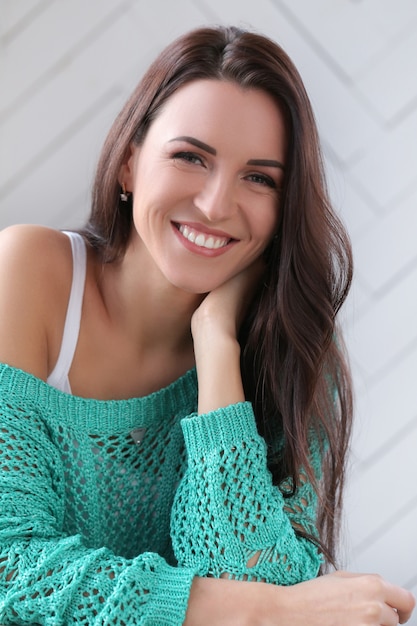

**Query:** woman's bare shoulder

left=0, top=224, right=73, bottom=294
left=0, top=224, right=72, bottom=263
left=0, top=225, right=74, bottom=379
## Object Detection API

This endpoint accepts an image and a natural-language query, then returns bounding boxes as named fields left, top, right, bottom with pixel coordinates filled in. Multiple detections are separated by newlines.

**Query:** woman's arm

left=0, top=225, right=57, bottom=380
left=183, top=571, right=415, bottom=626
left=178, top=265, right=415, bottom=623
left=191, top=262, right=259, bottom=415
left=172, top=264, right=320, bottom=583
left=0, top=368, right=197, bottom=625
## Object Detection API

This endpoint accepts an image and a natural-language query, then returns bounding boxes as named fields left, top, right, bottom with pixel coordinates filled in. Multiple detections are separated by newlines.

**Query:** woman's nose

left=194, top=173, right=238, bottom=222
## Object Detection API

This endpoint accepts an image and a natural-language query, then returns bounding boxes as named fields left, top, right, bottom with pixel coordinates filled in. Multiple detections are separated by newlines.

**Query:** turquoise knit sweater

left=0, top=363, right=323, bottom=625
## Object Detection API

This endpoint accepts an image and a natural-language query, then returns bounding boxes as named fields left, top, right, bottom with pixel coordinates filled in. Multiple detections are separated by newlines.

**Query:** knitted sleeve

left=171, top=402, right=323, bottom=584
left=279, top=429, right=326, bottom=543
left=0, top=397, right=194, bottom=625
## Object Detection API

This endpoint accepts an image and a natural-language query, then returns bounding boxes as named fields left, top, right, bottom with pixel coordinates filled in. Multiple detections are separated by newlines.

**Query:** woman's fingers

left=192, top=258, right=265, bottom=338
left=332, top=572, right=415, bottom=625
left=384, top=580, right=416, bottom=624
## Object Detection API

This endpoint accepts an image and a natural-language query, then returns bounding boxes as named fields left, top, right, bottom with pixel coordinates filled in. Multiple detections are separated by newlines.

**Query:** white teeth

left=182, top=225, right=195, bottom=242
left=195, top=234, right=205, bottom=247
left=178, top=225, right=229, bottom=250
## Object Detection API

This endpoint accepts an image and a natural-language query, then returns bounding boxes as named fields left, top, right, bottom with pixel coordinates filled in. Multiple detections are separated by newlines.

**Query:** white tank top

left=47, top=231, right=87, bottom=394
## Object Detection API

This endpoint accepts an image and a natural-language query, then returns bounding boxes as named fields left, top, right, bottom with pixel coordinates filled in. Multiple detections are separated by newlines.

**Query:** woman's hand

left=184, top=572, right=416, bottom=626
left=191, top=261, right=263, bottom=414
left=191, top=260, right=264, bottom=345
left=286, top=571, right=415, bottom=626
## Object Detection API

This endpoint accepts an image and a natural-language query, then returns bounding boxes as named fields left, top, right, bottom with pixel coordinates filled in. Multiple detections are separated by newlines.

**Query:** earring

left=120, top=183, right=129, bottom=202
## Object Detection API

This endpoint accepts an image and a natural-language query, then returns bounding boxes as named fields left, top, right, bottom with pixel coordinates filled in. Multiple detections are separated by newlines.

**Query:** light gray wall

left=1, top=0, right=417, bottom=608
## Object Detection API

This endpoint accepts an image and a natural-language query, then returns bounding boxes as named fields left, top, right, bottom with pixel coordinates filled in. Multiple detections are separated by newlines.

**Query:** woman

left=0, top=25, right=414, bottom=625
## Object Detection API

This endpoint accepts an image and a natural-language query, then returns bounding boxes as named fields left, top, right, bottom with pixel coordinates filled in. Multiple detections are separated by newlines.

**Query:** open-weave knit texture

left=0, top=363, right=323, bottom=625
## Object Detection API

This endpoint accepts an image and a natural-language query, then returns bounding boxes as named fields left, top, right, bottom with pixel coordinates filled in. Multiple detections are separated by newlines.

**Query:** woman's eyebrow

left=247, top=158, right=285, bottom=171
left=169, top=136, right=217, bottom=155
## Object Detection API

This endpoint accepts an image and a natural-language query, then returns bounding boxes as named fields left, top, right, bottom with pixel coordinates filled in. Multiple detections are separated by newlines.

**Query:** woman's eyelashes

left=173, top=151, right=206, bottom=166
left=245, top=173, right=277, bottom=189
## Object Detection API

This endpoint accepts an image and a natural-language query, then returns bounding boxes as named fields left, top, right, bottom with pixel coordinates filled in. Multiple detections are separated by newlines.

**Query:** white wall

left=1, top=0, right=417, bottom=612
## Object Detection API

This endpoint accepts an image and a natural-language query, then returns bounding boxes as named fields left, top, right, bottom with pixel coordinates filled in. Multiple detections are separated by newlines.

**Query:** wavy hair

left=82, top=25, right=353, bottom=568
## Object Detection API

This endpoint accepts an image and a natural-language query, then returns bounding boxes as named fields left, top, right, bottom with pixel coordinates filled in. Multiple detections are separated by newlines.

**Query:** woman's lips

left=177, top=224, right=230, bottom=250
left=173, top=222, right=236, bottom=254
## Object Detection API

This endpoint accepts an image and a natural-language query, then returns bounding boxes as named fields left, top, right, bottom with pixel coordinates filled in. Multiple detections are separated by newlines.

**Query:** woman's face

left=122, top=79, right=287, bottom=294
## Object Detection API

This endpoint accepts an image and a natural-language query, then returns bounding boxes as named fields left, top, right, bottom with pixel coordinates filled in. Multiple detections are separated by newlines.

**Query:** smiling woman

left=0, top=25, right=414, bottom=626
left=119, top=79, right=285, bottom=292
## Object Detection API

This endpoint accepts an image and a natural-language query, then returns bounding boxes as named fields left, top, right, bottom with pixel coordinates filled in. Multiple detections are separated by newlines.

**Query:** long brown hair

left=83, top=25, right=353, bottom=568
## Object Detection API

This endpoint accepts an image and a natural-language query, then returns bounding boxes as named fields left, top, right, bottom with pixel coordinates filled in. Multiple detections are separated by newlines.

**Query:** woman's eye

left=173, top=151, right=205, bottom=166
left=246, top=173, right=277, bottom=189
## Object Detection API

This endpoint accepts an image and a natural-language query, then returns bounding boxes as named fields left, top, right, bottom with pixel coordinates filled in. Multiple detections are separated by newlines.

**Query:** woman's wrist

left=184, top=577, right=287, bottom=626
left=194, top=334, right=244, bottom=414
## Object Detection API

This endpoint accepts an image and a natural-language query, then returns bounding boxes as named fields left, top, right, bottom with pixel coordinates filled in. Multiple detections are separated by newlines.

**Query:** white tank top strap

left=47, top=231, right=87, bottom=394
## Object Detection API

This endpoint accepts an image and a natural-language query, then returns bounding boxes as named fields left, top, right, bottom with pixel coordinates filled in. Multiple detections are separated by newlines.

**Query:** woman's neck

left=96, top=241, right=204, bottom=357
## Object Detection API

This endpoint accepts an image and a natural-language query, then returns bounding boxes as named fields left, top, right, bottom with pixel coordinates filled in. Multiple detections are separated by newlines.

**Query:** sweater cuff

left=181, top=402, right=261, bottom=456
left=146, top=561, right=196, bottom=623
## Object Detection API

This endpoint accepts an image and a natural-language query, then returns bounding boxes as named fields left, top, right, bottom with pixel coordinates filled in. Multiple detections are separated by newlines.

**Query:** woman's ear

left=118, top=143, right=138, bottom=192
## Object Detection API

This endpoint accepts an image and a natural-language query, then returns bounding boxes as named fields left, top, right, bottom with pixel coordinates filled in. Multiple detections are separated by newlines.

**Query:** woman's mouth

left=176, top=224, right=232, bottom=250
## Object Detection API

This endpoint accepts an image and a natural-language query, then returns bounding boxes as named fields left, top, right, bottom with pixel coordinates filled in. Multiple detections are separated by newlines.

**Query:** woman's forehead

left=145, top=79, right=287, bottom=160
